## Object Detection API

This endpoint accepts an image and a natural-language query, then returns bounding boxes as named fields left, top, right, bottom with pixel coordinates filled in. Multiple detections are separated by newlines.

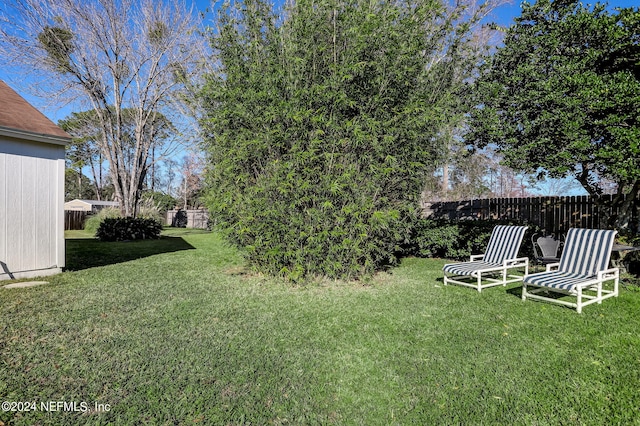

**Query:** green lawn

left=2, top=229, right=640, bottom=425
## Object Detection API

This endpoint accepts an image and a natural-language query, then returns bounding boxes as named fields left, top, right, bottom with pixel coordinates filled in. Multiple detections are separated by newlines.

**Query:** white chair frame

left=522, top=228, right=619, bottom=313
left=443, top=225, right=529, bottom=292
left=444, top=255, right=530, bottom=292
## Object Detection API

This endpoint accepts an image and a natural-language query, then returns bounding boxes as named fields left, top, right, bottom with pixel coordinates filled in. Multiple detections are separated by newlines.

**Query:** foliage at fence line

left=96, top=217, right=162, bottom=242
left=84, top=207, right=122, bottom=234
left=404, top=219, right=540, bottom=261
left=85, top=204, right=164, bottom=235
left=200, top=0, right=492, bottom=280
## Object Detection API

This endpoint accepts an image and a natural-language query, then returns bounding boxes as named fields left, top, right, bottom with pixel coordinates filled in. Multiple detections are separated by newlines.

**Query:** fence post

left=64, top=211, right=88, bottom=230
left=422, top=195, right=625, bottom=233
left=166, top=209, right=210, bottom=229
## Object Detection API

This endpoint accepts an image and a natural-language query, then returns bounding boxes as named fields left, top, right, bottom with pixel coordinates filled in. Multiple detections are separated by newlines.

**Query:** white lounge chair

left=522, top=228, right=619, bottom=313
left=443, top=225, right=529, bottom=292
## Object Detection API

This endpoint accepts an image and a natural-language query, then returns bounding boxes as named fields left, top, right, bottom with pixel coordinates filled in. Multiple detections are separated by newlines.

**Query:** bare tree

left=0, top=0, right=205, bottom=216
left=59, top=110, right=109, bottom=200
left=178, top=151, right=203, bottom=210
left=162, top=158, right=178, bottom=198
left=424, top=0, right=512, bottom=202
left=533, top=176, right=584, bottom=197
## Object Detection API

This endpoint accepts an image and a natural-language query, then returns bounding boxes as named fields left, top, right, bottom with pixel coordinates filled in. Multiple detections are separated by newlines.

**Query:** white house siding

left=0, top=138, right=66, bottom=280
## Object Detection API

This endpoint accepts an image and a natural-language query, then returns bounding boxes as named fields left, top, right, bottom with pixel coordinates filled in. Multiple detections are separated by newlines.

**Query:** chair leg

left=576, top=287, right=583, bottom=314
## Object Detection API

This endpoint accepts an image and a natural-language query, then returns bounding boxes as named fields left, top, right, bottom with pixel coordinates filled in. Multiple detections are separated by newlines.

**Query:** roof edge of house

left=0, top=125, right=70, bottom=146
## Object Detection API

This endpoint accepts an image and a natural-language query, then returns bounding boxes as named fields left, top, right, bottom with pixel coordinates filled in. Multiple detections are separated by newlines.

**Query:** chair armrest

left=598, top=268, right=619, bottom=280
left=503, top=257, right=529, bottom=267
left=546, top=262, right=560, bottom=272
left=470, top=254, right=484, bottom=261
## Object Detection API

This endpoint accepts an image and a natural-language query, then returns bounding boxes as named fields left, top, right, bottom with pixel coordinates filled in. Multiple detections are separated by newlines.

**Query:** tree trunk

left=610, top=182, right=640, bottom=233
left=442, top=164, right=449, bottom=194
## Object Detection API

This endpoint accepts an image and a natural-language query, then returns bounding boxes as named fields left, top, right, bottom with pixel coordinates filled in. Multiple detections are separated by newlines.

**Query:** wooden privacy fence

left=166, top=209, right=209, bottom=229
left=65, top=210, right=88, bottom=230
left=423, top=195, right=637, bottom=233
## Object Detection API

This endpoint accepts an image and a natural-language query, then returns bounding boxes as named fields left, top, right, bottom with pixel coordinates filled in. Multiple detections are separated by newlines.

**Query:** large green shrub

left=200, top=0, right=486, bottom=280
left=96, top=217, right=162, bottom=242
left=85, top=201, right=165, bottom=236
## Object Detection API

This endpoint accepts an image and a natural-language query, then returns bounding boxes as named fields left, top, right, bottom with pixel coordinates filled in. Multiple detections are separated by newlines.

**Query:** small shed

left=64, top=199, right=119, bottom=213
left=0, top=80, right=71, bottom=280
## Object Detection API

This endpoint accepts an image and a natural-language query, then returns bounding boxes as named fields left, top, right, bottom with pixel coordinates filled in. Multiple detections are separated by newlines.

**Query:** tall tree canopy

left=469, top=0, right=640, bottom=231
left=0, top=0, right=204, bottom=216
left=200, top=0, right=497, bottom=280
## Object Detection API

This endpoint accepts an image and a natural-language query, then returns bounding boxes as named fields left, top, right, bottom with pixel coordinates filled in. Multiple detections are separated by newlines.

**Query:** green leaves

left=37, top=26, right=74, bottom=73
left=469, top=0, right=640, bottom=230
left=96, top=218, right=163, bottom=242
left=200, top=0, right=485, bottom=280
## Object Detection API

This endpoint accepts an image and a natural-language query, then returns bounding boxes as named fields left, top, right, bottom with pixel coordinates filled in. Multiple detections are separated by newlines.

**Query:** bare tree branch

left=0, top=0, right=208, bottom=216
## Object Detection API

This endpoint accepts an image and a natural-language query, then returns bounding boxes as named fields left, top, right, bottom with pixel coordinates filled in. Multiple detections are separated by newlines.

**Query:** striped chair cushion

left=523, top=228, right=617, bottom=291
left=483, top=225, right=529, bottom=264
left=442, top=225, right=528, bottom=276
left=523, top=271, right=598, bottom=291
left=443, top=260, right=504, bottom=276
left=557, top=228, right=617, bottom=277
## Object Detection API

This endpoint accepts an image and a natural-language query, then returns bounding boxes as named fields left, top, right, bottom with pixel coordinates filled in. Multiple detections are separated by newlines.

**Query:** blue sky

left=1, top=0, right=637, bottom=124
left=1, top=0, right=636, bottom=196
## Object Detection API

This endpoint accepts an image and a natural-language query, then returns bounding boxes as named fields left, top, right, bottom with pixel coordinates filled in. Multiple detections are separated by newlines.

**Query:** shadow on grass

left=65, top=236, right=196, bottom=271
left=506, top=286, right=523, bottom=298
left=506, top=285, right=568, bottom=300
